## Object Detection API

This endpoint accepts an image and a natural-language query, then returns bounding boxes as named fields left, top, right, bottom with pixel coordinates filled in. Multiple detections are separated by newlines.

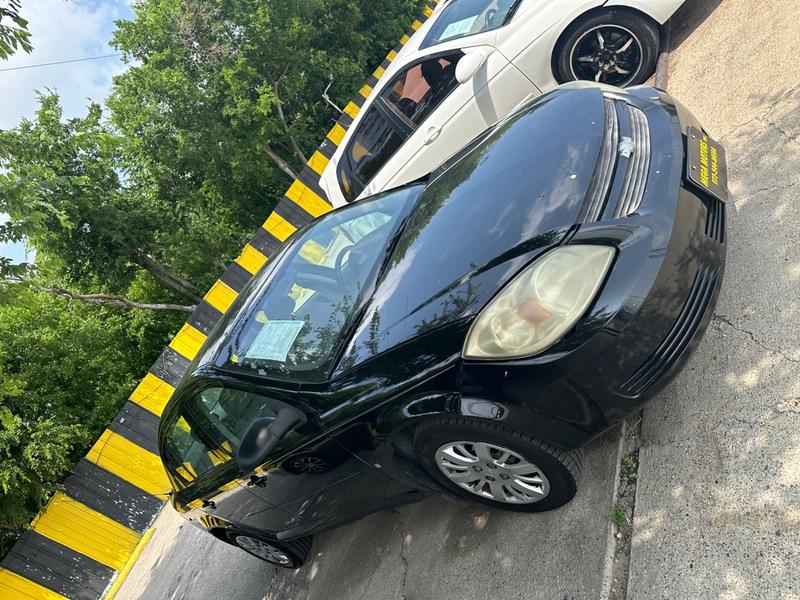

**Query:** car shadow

left=668, top=0, right=724, bottom=51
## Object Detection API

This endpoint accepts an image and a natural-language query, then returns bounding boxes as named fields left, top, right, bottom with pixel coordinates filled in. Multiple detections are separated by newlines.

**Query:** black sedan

left=157, top=82, right=727, bottom=568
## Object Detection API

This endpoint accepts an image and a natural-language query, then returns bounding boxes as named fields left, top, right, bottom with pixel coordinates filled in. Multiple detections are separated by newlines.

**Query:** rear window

left=421, top=0, right=521, bottom=48
left=338, top=108, right=405, bottom=202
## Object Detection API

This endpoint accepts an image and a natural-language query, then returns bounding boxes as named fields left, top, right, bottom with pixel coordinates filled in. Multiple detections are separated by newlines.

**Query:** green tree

left=0, top=286, right=180, bottom=557
left=0, top=92, right=205, bottom=307
left=0, top=0, right=32, bottom=60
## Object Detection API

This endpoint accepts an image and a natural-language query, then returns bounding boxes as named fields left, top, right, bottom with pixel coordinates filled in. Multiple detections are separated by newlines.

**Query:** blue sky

left=1, top=0, right=134, bottom=264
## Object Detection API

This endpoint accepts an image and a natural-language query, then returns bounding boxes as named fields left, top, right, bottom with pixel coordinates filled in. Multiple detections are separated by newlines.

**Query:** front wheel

left=226, top=530, right=312, bottom=568
left=553, top=9, right=661, bottom=87
left=413, top=416, right=582, bottom=512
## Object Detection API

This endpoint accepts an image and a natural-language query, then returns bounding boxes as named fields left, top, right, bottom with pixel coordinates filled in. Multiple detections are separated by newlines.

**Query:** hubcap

left=291, top=456, right=327, bottom=473
left=434, top=441, right=551, bottom=504
left=235, top=535, right=291, bottom=565
left=569, top=24, right=643, bottom=86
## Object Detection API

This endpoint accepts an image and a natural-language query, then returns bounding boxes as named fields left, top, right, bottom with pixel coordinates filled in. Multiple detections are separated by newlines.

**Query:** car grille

left=618, top=264, right=718, bottom=397
left=703, top=196, right=726, bottom=243
left=612, top=104, right=651, bottom=219
left=578, top=98, right=619, bottom=223
left=578, top=97, right=652, bottom=223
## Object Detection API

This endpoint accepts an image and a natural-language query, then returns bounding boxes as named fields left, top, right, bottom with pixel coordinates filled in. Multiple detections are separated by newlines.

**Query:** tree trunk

left=265, top=145, right=297, bottom=180
left=124, top=244, right=203, bottom=302
left=272, top=82, right=307, bottom=164
left=35, top=285, right=195, bottom=312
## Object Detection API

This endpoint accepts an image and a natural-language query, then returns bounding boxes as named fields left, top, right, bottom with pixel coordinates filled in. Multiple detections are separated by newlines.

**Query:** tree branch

left=271, top=80, right=307, bottom=164
left=122, top=243, right=203, bottom=302
left=265, top=145, right=297, bottom=179
left=34, top=285, right=195, bottom=313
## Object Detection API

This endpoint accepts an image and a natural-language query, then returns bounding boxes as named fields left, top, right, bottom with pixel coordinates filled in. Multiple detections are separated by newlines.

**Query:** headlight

left=463, top=245, right=615, bottom=359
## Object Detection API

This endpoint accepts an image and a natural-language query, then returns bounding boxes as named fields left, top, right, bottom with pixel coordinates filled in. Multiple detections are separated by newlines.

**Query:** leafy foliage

left=0, top=287, right=180, bottom=556
left=0, top=0, right=32, bottom=60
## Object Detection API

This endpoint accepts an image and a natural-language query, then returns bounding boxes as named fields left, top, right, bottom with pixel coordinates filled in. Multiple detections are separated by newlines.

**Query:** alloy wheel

left=234, top=535, right=292, bottom=565
left=569, top=24, right=643, bottom=86
left=434, top=441, right=551, bottom=504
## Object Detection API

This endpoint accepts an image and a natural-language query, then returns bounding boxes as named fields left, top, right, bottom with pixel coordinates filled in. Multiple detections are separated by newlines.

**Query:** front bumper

left=460, top=87, right=727, bottom=449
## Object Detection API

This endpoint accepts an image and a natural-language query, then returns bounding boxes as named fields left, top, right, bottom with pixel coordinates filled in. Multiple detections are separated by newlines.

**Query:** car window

left=212, top=185, right=420, bottom=382
left=339, top=108, right=406, bottom=202
left=338, top=53, right=462, bottom=202
left=163, top=386, right=281, bottom=482
left=381, top=54, right=460, bottom=126
left=421, top=0, right=521, bottom=48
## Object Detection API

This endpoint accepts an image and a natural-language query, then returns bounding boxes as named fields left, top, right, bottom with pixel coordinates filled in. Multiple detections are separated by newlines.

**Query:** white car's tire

left=553, top=9, right=661, bottom=88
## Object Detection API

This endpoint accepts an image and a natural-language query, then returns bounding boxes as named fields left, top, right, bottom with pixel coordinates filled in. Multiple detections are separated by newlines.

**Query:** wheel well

left=550, top=5, right=659, bottom=80
left=207, top=527, right=235, bottom=545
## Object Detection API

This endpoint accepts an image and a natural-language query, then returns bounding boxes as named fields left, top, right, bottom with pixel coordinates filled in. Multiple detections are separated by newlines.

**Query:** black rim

left=569, top=24, right=643, bottom=86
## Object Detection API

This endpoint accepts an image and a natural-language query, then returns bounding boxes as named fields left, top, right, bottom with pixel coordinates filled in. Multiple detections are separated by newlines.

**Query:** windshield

left=162, top=386, right=281, bottom=482
left=211, top=184, right=421, bottom=382
left=421, top=0, right=521, bottom=48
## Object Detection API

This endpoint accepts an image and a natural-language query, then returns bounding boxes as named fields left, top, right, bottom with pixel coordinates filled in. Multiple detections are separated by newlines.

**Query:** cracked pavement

left=627, top=0, right=800, bottom=597
left=115, top=0, right=799, bottom=598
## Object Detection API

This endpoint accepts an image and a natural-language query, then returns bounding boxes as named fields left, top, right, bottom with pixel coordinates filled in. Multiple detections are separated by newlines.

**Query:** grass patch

left=610, top=505, right=628, bottom=528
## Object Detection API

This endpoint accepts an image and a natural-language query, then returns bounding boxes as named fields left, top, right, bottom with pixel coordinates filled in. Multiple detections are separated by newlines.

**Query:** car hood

left=337, top=86, right=607, bottom=370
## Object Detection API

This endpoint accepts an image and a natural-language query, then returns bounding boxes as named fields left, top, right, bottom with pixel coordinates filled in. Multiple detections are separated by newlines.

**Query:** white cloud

left=0, top=0, right=133, bottom=130
left=1, top=1, right=133, bottom=264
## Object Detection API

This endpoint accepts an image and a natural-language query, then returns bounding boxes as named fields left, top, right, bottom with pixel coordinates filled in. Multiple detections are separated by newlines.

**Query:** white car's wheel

left=553, top=9, right=661, bottom=87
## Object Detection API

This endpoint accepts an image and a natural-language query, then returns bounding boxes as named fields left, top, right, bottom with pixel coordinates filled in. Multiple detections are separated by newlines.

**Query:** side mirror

left=236, top=407, right=306, bottom=474
left=456, top=51, right=488, bottom=84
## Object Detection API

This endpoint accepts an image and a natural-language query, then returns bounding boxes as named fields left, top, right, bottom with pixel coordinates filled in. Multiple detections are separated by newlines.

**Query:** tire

left=413, top=416, right=582, bottom=512
left=226, top=529, right=312, bottom=568
left=553, top=9, right=660, bottom=87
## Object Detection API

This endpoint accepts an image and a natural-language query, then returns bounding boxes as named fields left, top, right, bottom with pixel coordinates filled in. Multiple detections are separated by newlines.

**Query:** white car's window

left=338, top=52, right=462, bottom=202
left=422, top=0, right=521, bottom=48
left=382, top=55, right=459, bottom=126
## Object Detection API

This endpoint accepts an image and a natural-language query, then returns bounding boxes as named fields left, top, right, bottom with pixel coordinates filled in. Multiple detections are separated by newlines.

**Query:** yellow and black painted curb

left=0, top=3, right=439, bottom=599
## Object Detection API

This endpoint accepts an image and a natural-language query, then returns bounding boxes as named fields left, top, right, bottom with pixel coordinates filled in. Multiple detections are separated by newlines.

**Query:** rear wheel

left=226, top=530, right=312, bottom=568
left=413, top=416, right=582, bottom=512
left=553, top=9, right=660, bottom=87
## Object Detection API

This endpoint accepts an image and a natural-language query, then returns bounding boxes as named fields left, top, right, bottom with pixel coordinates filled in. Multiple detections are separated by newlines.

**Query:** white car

left=320, top=0, right=684, bottom=207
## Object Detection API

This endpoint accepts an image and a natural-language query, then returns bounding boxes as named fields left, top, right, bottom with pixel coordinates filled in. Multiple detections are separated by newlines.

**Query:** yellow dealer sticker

left=686, top=126, right=728, bottom=202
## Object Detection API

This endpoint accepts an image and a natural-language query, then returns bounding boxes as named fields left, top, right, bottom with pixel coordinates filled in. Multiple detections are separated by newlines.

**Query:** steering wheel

left=334, top=244, right=355, bottom=289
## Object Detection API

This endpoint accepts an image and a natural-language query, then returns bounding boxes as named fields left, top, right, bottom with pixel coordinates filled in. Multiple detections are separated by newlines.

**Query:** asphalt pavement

left=116, top=1, right=800, bottom=598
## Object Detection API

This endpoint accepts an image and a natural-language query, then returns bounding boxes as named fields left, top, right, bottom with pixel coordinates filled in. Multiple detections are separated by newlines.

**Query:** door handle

left=424, top=126, right=441, bottom=145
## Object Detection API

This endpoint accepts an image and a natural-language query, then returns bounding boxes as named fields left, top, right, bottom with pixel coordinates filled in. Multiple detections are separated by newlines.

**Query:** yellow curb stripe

left=343, top=101, right=360, bottom=119
left=168, top=323, right=206, bottom=361
left=86, top=430, right=170, bottom=496
left=0, top=569, right=68, bottom=600
left=129, top=372, right=175, bottom=417
left=411, top=19, right=423, bottom=30
left=31, top=493, right=139, bottom=571
left=387, top=49, right=398, bottom=62
left=358, top=84, right=373, bottom=98
left=263, top=212, right=297, bottom=242
left=203, top=280, right=238, bottom=314
left=326, top=123, right=347, bottom=146
left=399, top=34, right=410, bottom=45
left=103, top=527, right=156, bottom=600
left=234, top=244, right=268, bottom=275
left=307, top=150, right=330, bottom=175
left=285, top=180, right=333, bottom=219
left=373, top=65, right=385, bottom=80
left=423, top=5, right=434, bottom=17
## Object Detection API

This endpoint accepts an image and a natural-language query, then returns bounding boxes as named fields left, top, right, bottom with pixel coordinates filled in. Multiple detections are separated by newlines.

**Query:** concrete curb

left=654, top=21, right=673, bottom=90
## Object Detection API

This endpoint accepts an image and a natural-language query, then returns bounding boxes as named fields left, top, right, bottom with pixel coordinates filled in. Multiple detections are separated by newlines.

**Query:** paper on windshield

left=245, top=320, right=305, bottom=362
left=440, top=16, right=478, bottom=40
